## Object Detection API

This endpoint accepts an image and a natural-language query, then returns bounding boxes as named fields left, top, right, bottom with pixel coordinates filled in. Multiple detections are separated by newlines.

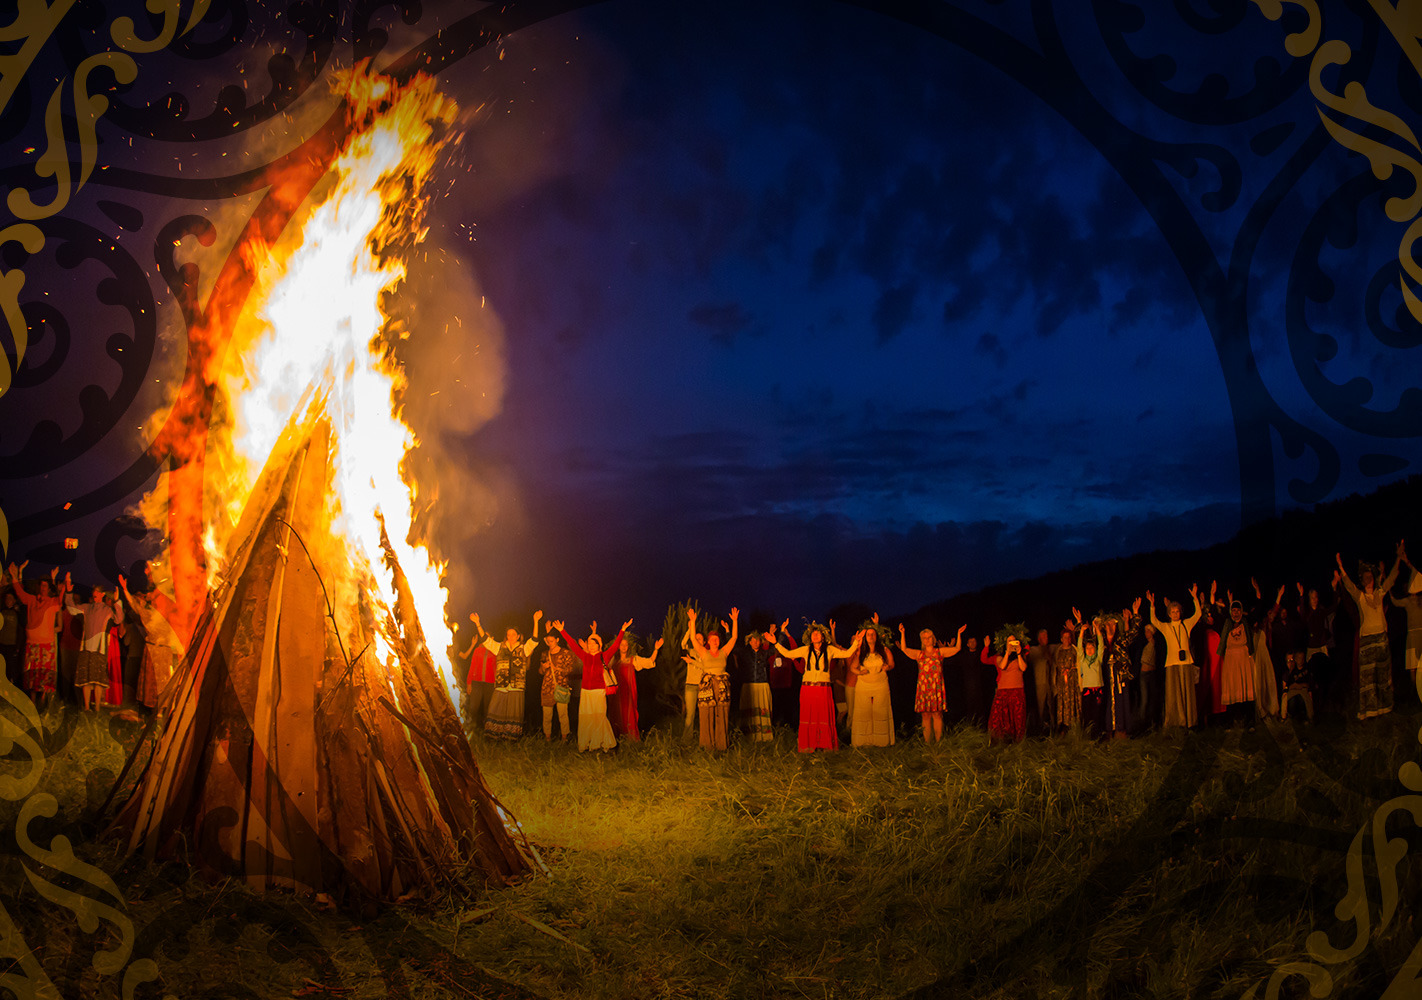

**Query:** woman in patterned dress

left=539, top=625, right=577, bottom=741
left=1054, top=627, right=1079, bottom=732
left=479, top=610, right=541, bottom=740
left=897, top=621, right=966, bottom=744
left=1337, top=546, right=1403, bottom=720
left=7, top=563, right=64, bottom=708
left=687, top=607, right=739, bottom=751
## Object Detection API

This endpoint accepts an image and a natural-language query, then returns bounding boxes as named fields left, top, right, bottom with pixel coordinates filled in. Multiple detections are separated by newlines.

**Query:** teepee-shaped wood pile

left=106, top=402, right=534, bottom=908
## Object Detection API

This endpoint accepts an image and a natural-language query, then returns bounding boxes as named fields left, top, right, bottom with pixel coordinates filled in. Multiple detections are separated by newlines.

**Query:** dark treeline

left=897, top=474, right=1422, bottom=640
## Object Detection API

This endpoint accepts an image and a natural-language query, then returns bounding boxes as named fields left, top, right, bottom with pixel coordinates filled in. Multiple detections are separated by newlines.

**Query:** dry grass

left=3, top=702, right=1421, bottom=999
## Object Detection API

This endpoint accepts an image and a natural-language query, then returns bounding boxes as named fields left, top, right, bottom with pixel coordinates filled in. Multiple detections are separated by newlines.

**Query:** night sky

left=2, top=0, right=1420, bottom=644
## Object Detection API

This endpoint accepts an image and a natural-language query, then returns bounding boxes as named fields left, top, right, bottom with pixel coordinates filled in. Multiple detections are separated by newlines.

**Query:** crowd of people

left=460, top=543, right=1422, bottom=753
left=1, top=561, right=184, bottom=717
left=5, top=542, right=1420, bottom=756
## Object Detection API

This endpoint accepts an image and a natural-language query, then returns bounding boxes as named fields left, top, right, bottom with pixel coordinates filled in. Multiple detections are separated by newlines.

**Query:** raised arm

left=896, top=623, right=921, bottom=660
left=830, top=629, right=862, bottom=660
left=724, top=608, right=740, bottom=652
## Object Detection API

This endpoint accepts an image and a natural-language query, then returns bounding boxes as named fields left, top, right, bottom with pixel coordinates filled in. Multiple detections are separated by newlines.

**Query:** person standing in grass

left=7, top=563, right=65, bottom=709
left=771, top=619, right=861, bottom=752
left=478, top=611, right=541, bottom=740
left=1026, top=628, right=1055, bottom=736
left=117, top=572, right=183, bottom=711
left=555, top=618, right=629, bottom=752
left=897, top=621, right=965, bottom=744
left=986, top=628, right=1029, bottom=743
left=687, top=607, right=739, bottom=751
left=1149, top=584, right=1203, bottom=730
left=681, top=626, right=703, bottom=740
left=1388, top=547, right=1422, bottom=705
left=738, top=629, right=775, bottom=742
left=849, top=616, right=894, bottom=747
left=461, top=613, right=499, bottom=733
left=1054, top=626, right=1080, bottom=732
left=63, top=574, right=124, bottom=712
left=1, top=590, right=22, bottom=691
left=1072, top=614, right=1105, bottom=737
left=1336, top=545, right=1403, bottom=720
left=1099, top=600, right=1141, bottom=739
left=1136, top=623, right=1161, bottom=732
left=539, top=625, right=577, bottom=741
left=1216, top=600, right=1259, bottom=727
left=611, top=633, right=662, bottom=741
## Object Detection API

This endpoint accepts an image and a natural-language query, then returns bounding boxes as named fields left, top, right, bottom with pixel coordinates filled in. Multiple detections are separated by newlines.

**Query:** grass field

left=3, top=702, right=1421, bottom=999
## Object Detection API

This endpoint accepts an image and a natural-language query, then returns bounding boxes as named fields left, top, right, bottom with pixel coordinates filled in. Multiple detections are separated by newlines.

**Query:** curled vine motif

left=1093, top=0, right=1311, bottom=125
left=1256, top=0, right=1422, bottom=328
left=0, top=221, right=44, bottom=396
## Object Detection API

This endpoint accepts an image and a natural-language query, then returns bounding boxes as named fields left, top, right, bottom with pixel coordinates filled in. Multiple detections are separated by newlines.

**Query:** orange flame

left=197, top=68, right=460, bottom=699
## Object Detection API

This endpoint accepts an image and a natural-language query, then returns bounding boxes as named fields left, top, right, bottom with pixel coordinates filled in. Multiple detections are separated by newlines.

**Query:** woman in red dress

left=611, top=633, right=663, bottom=741
left=897, top=622, right=966, bottom=744
left=554, top=618, right=629, bottom=752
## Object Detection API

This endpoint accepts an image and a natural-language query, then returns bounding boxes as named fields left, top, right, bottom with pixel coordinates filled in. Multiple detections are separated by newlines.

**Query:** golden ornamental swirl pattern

left=1, top=3, right=201, bottom=996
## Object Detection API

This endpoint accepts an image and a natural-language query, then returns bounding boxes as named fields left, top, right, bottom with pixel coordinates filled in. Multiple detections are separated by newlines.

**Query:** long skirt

left=1164, top=661, right=1199, bottom=728
left=914, top=668, right=945, bottom=713
left=699, top=673, right=730, bottom=750
left=1404, top=629, right=1421, bottom=677
left=1206, top=630, right=1224, bottom=714
left=798, top=682, right=838, bottom=752
left=1219, top=643, right=1254, bottom=706
left=578, top=689, right=616, bottom=751
left=740, top=681, right=772, bottom=741
left=1253, top=642, right=1279, bottom=718
left=76, top=649, right=108, bottom=690
left=485, top=688, right=525, bottom=739
left=106, top=633, right=124, bottom=706
left=24, top=644, right=56, bottom=696
left=1079, top=687, right=1105, bottom=737
left=1056, top=666, right=1081, bottom=728
left=851, top=677, right=894, bottom=746
left=613, top=664, right=640, bottom=740
left=136, top=644, right=174, bottom=708
left=1357, top=631, right=1393, bottom=719
left=988, top=687, right=1026, bottom=742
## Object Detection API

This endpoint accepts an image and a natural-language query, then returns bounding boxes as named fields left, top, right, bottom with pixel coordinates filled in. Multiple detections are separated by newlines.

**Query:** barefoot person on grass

left=897, top=621, right=965, bottom=744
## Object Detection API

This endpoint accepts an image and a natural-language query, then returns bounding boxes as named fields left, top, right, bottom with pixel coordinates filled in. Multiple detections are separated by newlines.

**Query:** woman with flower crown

left=849, top=615, right=894, bottom=747
left=769, top=618, right=861, bottom=752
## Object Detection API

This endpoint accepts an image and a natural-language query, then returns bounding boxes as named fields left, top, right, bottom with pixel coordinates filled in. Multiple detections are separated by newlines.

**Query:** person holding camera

left=1149, top=584, right=1203, bottom=730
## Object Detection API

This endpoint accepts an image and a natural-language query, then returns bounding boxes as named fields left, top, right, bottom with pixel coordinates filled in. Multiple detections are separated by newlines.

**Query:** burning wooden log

left=105, top=402, right=534, bottom=909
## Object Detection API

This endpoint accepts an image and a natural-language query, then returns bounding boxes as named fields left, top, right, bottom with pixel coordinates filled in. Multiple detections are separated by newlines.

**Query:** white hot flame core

left=216, top=74, right=460, bottom=704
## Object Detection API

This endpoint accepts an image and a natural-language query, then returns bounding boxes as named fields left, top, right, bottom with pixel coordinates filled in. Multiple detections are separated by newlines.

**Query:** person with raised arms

left=897, top=621, right=966, bottom=745
left=554, top=617, right=630, bottom=752
left=769, top=618, right=861, bottom=752
left=687, top=607, right=739, bottom=751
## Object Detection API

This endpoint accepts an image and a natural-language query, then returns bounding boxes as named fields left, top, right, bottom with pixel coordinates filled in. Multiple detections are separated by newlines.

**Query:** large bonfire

left=107, top=69, right=534, bottom=907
